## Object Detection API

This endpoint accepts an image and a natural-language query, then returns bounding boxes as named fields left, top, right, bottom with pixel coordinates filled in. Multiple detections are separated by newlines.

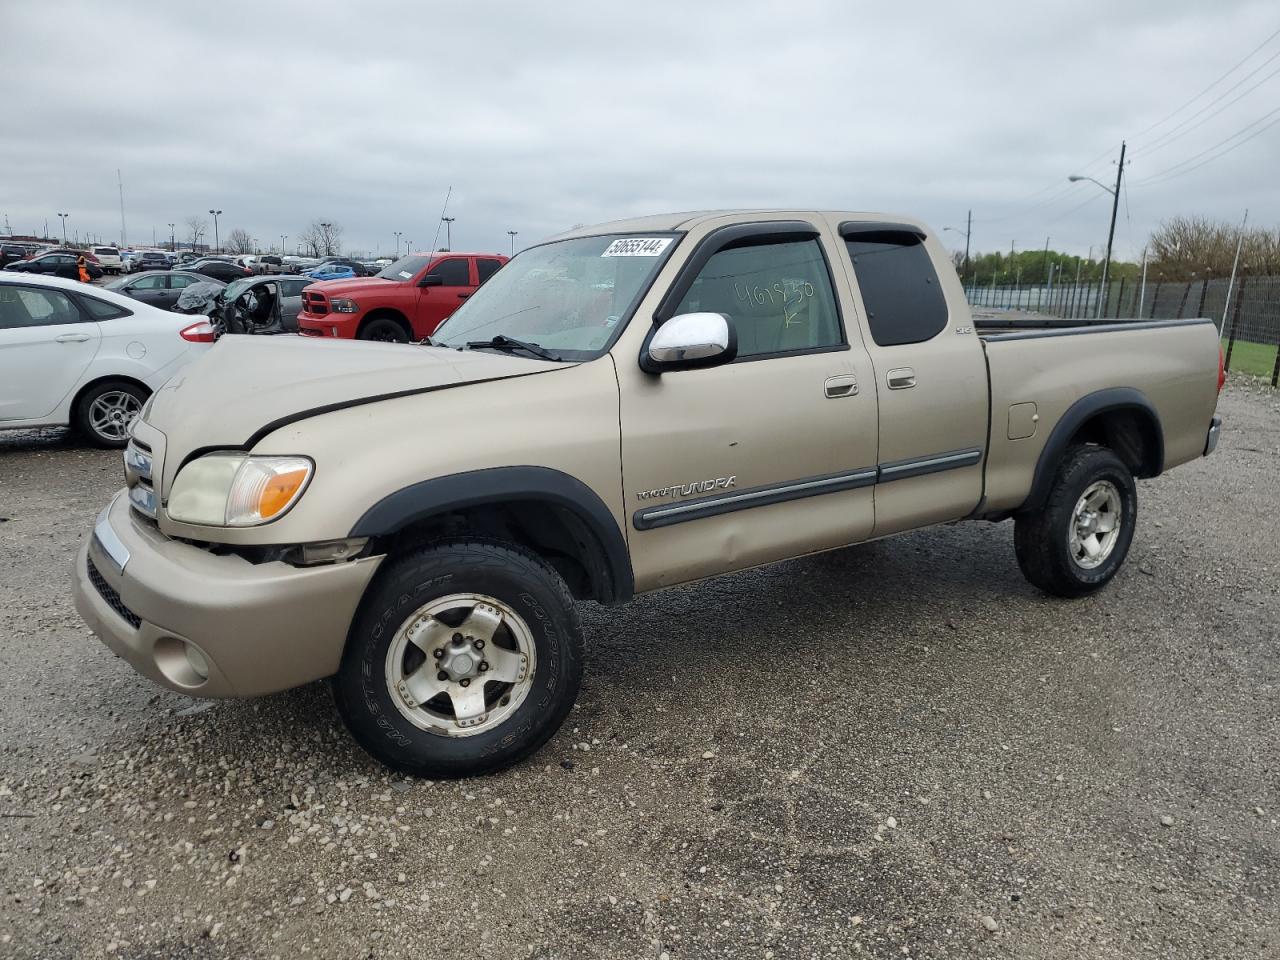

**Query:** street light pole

left=57, top=212, right=69, bottom=245
left=168, top=222, right=175, bottom=252
left=1068, top=140, right=1125, bottom=318
left=441, top=217, right=454, bottom=250
left=208, top=210, right=222, bottom=252
left=394, top=231, right=402, bottom=257
left=507, top=230, right=518, bottom=257
left=942, top=209, right=972, bottom=288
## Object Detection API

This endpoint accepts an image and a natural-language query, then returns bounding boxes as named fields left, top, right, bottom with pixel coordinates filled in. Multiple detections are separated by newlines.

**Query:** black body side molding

left=1020, top=387, right=1164, bottom=513
left=350, top=466, right=634, bottom=604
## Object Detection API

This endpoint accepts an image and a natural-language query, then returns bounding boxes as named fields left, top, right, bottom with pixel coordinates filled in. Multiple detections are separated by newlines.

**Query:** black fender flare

left=1019, top=387, right=1164, bottom=513
left=349, top=466, right=633, bottom=603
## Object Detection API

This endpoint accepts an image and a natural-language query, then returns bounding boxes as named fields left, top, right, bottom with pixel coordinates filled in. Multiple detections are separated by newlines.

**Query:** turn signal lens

left=225, top=458, right=313, bottom=525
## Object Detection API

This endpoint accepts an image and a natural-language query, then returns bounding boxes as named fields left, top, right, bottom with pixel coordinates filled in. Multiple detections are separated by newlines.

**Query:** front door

left=0, top=284, right=101, bottom=420
left=416, top=257, right=474, bottom=337
left=125, top=272, right=170, bottom=308
left=618, top=230, right=879, bottom=591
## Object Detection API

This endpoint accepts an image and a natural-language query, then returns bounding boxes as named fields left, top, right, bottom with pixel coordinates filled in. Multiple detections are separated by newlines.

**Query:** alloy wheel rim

left=88, top=391, right=142, bottom=442
left=385, top=593, right=535, bottom=737
left=1068, top=479, right=1122, bottom=569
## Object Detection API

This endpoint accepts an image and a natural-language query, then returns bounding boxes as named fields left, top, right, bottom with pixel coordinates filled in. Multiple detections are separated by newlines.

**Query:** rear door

left=833, top=221, right=988, bottom=536
left=0, top=284, right=101, bottom=420
left=278, top=278, right=309, bottom=329
left=414, top=256, right=473, bottom=336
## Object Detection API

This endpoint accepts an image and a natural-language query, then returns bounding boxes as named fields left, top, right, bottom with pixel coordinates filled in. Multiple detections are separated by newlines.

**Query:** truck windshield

left=377, top=255, right=431, bottom=281
left=432, top=233, right=678, bottom=360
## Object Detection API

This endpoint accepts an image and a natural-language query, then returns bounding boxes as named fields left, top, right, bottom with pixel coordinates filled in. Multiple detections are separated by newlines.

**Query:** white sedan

left=0, top=274, right=215, bottom=447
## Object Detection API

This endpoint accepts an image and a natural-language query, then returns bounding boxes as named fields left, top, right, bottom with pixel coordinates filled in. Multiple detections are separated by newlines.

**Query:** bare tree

left=1148, top=215, right=1280, bottom=280
left=299, top=220, right=343, bottom=257
left=226, top=228, right=254, bottom=255
left=184, top=215, right=208, bottom=252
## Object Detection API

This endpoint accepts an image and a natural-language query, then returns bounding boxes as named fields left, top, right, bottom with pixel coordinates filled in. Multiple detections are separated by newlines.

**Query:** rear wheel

left=74, top=380, right=147, bottom=448
left=334, top=540, right=583, bottom=777
left=359, top=316, right=410, bottom=343
left=1014, top=445, right=1137, bottom=597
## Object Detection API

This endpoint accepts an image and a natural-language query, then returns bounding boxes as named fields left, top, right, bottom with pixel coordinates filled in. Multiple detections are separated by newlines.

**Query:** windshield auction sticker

left=601, top=237, right=673, bottom=257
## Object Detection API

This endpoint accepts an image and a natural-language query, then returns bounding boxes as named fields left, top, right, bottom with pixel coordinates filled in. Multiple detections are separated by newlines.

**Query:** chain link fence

left=966, top=275, right=1280, bottom=385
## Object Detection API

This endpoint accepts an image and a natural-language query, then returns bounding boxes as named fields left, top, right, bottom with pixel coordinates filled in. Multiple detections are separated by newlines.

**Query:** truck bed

left=973, top=314, right=1221, bottom=515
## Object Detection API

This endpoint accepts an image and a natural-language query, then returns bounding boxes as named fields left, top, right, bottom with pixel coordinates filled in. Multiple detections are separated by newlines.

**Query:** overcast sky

left=4, top=0, right=1277, bottom=262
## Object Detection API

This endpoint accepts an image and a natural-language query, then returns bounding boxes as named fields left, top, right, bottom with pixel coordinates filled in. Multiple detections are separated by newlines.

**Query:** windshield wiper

left=464, top=335, right=561, bottom=362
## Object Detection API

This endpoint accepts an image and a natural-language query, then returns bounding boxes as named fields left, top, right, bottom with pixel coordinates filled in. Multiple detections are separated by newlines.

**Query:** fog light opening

left=154, top=637, right=211, bottom=688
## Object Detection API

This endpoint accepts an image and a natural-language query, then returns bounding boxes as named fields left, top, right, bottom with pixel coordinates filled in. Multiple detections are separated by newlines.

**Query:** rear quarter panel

left=982, top=320, right=1221, bottom=512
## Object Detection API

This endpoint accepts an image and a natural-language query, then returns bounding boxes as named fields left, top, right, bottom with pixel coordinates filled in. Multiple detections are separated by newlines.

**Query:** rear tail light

left=180, top=321, right=217, bottom=343
left=1218, top=345, right=1226, bottom=393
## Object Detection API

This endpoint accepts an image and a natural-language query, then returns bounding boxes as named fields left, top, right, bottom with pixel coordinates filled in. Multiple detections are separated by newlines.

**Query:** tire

left=1014, top=445, right=1138, bottom=598
left=73, top=380, right=148, bottom=449
left=358, top=316, right=410, bottom=343
left=334, top=540, right=584, bottom=778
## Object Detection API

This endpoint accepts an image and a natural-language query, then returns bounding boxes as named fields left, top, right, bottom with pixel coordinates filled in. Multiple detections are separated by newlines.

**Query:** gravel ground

left=1, top=383, right=1277, bottom=960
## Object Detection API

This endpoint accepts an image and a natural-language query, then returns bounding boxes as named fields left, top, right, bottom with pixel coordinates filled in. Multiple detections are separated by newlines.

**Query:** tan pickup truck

left=73, top=210, right=1225, bottom=777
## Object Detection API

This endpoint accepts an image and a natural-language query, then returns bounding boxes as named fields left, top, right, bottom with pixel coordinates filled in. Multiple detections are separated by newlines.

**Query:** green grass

left=1221, top=337, right=1278, bottom=381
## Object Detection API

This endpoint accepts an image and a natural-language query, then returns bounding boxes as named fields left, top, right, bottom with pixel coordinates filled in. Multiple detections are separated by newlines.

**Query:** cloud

left=4, top=0, right=1277, bottom=260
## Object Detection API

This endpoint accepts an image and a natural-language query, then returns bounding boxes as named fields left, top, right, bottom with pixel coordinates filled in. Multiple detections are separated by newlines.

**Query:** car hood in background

left=145, top=336, right=564, bottom=483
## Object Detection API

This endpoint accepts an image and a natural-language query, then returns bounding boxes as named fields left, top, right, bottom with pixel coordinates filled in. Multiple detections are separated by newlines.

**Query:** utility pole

left=118, top=169, right=127, bottom=248
left=508, top=230, right=518, bottom=257
left=1221, top=209, right=1249, bottom=329
left=441, top=217, right=455, bottom=250
left=1097, top=140, right=1126, bottom=317
left=942, top=211, right=972, bottom=288
left=1041, top=236, right=1050, bottom=281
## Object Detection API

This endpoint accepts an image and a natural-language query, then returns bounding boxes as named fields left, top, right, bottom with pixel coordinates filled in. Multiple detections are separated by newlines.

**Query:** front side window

left=671, top=238, right=843, bottom=358
left=844, top=232, right=947, bottom=346
left=0, top=286, right=83, bottom=329
left=169, top=274, right=197, bottom=289
left=433, top=233, right=677, bottom=360
left=425, top=258, right=471, bottom=287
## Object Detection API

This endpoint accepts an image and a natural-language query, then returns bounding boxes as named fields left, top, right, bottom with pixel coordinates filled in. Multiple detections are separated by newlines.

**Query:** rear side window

left=426, top=258, right=471, bottom=286
left=844, top=232, right=947, bottom=346
left=476, top=258, right=503, bottom=284
left=77, top=294, right=132, bottom=320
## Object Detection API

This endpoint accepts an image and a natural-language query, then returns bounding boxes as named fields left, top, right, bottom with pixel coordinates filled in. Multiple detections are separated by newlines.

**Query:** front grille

left=87, top=556, right=141, bottom=629
left=302, top=290, right=330, bottom=316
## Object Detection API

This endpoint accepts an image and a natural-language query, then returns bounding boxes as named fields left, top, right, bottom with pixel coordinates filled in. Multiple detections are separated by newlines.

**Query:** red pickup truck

left=297, top=251, right=507, bottom=342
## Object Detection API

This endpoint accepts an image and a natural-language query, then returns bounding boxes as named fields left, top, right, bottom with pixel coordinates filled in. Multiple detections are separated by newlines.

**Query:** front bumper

left=297, top=312, right=359, bottom=338
left=1204, top=415, right=1223, bottom=456
left=73, top=492, right=383, bottom=698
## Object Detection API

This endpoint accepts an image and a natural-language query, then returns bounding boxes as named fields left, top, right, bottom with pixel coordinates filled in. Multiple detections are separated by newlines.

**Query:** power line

left=1131, top=49, right=1280, bottom=157
left=1129, top=24, right=1280, bottom=140
left=1132, top=102, right=1280, bottom=184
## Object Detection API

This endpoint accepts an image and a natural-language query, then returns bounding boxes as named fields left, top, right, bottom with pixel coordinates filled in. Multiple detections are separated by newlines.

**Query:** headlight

left=330, top=298, right=360, bottom=313
left=167, top=453, right=313, bottom=527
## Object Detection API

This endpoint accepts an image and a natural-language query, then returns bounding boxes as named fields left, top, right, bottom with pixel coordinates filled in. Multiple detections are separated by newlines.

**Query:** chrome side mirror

left=642, top=312, right=737, bottom=373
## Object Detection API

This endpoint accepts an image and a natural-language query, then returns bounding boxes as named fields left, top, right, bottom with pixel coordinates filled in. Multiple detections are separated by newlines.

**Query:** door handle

left=887, top=367, right=916, bottom=389
left=823, top=374, right=859, bottom=398
left=55, top=333, right=92, bottom=343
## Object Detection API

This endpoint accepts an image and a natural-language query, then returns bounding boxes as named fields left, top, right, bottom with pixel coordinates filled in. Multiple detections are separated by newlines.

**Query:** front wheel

left=334, top=540, right=583, bottom=777
left=358, top=317, right=409, bottom=342
left=1014, top=445, right=1138, bottom=598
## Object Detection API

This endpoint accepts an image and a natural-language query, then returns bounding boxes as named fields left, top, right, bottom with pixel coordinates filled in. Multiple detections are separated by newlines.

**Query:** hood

left=305, top=275, right=403, bottom=295
left=145, top=335, right=562, bottom=457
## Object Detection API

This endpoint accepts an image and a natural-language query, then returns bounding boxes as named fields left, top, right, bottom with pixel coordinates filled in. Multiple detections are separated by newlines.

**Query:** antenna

left=429, top=185, right=452, bottom=252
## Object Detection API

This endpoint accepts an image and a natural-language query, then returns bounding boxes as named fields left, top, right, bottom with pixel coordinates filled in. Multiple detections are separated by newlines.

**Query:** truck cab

left=297, top=251, right=507, bottom=342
